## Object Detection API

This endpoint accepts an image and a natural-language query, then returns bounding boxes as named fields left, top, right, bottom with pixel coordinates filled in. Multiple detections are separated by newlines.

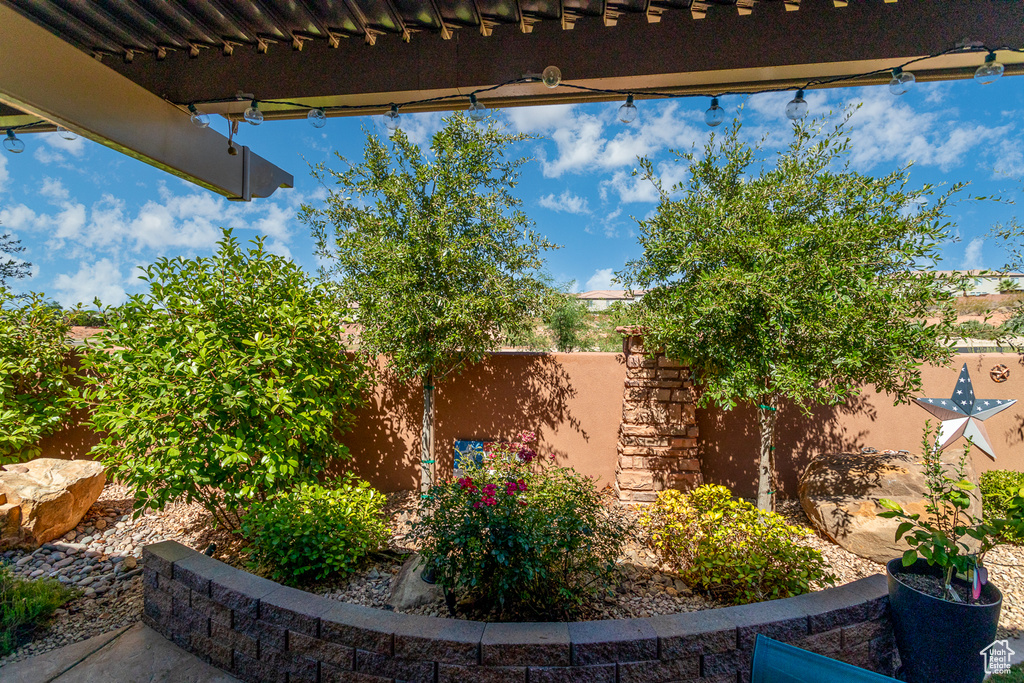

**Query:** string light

left=704, top=97, right=726, bottom=127
left=618, top=95, right=638, bottom=124
left=785, top=89, right=808, bottom=120
left=541, top=66, right=562, bottom=88
left=974, top=52, right=1004, bottom=84
left=307, top=108, right=327, bottom=128
left=468, top=94, right=487, bottom=122
left=56, top=126, right=78, bottom=141
left=383, top=104, right=401, bottom=132
left=3, top=129, right=24, bottom=154
left=188, top=104, right=210, bottom=128
left=888, top=67, right=915, bottom=96
left=243, top=99, right=263, bottom=125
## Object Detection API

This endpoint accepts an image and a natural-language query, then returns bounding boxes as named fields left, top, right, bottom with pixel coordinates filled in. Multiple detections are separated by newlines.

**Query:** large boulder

left=798, top=450, right=981, bottom=564
left=0, top=458, right=105, bottom=548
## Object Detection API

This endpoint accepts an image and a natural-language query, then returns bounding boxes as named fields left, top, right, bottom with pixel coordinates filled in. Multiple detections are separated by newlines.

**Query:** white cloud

left=585, top=267, right=617, bottom=291
left=32, top=132, right=87, bottom=166
left=538, top=190, right=590, bottom=214
left=398, top=111, right=446, bottom=147
left=40, top=178, right=69, bottom=201
left=44, top=133, right=86, bottom=158
left=600, top=161, right=688, bottom=204
left=0, top=154, right=8, bottom=190
left=51, top=258, right=128, bottom=307
left=962, top=237, right=984, bottom=270
left=505, top=104, right=576, bottom=133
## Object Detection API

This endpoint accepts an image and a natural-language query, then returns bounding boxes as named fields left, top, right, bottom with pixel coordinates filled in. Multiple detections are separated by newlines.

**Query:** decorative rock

left=799, top=450, right=982, bottom=564
left=93, top=519, right=107, bottom=530
left=0, top=459, right=106, bottom=548
left=121, top=556, right=137, bottom=570
left=387, top=553, right=444, bottom=611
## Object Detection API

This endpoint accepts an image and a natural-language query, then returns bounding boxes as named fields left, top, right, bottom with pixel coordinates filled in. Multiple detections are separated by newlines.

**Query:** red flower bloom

left=517, top=479, right=527, bottom=492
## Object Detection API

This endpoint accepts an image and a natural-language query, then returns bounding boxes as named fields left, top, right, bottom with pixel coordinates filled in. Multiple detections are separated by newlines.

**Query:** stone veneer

left=143, top=540, right=897, bottom=683
left=615, top=329, right=703, bottom=504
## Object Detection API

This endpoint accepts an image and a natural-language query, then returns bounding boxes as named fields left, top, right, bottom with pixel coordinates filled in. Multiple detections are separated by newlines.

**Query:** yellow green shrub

left=641, top=485, right=835, bottom=605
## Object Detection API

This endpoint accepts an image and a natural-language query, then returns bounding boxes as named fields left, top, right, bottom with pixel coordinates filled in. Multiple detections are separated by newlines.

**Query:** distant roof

left=931, top=271, right=1024, bottom=277
left=576, top=290, right=645, bottom=300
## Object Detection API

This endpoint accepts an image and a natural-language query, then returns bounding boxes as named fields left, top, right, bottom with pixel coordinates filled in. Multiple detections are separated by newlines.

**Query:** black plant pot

left=886, top=558, right=1002, bottom=683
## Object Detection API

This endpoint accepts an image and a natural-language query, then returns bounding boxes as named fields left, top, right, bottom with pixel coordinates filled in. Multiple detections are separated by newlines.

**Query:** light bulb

left=3, top=130, right=24, bottom=154
left=468, top=94, right=487, bottom=122
left=57, top=126, right=78, bottom=141
left=704, top=97, right=725, bottom=127
left=243, top=99, right=263, bottom=125
left=227, top=144, right=237, bottom=156
left=974, top=52, right=1004, bottom=85
left=888, top=67, right=915, bottom=96
left=307, top=108, right=327, bottom=128
left=618, top=95, right=638, bottom=124
left=541, top=66, right=561, bottom=88
left=383, top=104, right=401, bottom=132
left=188, top=104, right=210, bottom=128
left=785, top=89, right=808, bottom=120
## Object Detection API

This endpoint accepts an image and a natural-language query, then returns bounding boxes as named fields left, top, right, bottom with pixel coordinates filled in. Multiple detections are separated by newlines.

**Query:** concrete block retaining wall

left=143, top=541, right=897, bottom=682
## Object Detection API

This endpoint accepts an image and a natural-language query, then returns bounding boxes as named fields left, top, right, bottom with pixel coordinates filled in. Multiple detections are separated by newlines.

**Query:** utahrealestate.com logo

left=980, top=639, right=1016, bottom=675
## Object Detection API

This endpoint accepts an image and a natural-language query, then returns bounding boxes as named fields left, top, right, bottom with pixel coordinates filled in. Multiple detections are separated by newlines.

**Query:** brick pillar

left=615, top=328, right=703, bottom=504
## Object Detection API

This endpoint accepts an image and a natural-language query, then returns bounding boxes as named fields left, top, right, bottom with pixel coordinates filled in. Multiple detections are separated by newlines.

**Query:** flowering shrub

left=412, top=433, right=629, bottom=620
left=642, top=485, right=835, bottom=605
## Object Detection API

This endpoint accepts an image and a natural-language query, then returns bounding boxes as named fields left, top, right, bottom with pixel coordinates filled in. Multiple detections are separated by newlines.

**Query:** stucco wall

left=36, top=351, right=1024, bottom=499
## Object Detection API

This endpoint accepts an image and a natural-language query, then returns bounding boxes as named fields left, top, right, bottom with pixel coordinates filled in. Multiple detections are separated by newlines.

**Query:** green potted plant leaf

left=878, top=422, right=1024, bottom=683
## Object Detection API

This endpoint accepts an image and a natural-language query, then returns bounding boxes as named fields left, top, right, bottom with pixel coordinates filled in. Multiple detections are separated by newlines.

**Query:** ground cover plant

left=80, top=231, right=368, bottom=530
left=620, top=112, right=968, bottom=510
left=241, top=474, right=388, bottom=585
left=0, top=288, right=78, bottom=464
left=0, top=564, right=75, bottom=656
left=303, top=113, right=553, bottom=491
left=642, top=484, right=835, bottom=605
left=982, top=469, right=1024, bottom=543
left=412, top=432, right=630, bottom=620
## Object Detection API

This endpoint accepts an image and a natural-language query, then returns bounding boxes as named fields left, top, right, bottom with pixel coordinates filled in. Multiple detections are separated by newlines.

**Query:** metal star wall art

left=915, top=363, right=1016, bottom=459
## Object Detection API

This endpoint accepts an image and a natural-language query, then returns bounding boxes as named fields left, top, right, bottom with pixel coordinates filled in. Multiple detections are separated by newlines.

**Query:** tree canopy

left=620, top=114, right=967, bottom=509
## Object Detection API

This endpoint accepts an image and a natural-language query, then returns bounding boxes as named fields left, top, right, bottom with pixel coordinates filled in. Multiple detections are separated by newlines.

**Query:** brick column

left=615, top=328, right=703, bottom=504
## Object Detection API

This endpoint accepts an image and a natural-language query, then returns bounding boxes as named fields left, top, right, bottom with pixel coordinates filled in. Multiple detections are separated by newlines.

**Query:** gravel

left=1, top=484, right=1020, bottom=666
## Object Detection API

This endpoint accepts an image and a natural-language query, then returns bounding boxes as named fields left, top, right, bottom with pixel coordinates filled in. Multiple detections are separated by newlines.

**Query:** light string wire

left=181, top=43, right=1023, bottom=117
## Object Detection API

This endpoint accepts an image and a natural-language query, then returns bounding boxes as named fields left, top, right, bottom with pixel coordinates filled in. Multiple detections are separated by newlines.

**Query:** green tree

left=80, top=231, right=368, bottom=529
left=620, top=115, right=966, bottom=511
left=0, top=289, right=77, bottom=463
left=543, top=285, right=594, bottom=352
left=0, top=232, right=31, bottom=287
left=302, top=114, right=553, bottom=491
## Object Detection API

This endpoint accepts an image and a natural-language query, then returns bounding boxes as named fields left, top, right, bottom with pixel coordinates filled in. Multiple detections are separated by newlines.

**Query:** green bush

left=981, top=469, right=1024, bottom=543
left=0, top=289, right=78, bottom=464
left=642, top=485, right=835, bottom=605
left=412, top=432, right=630, bottom=620
left=990, top=663, right=1024, bottom=682
left=241, top=474, right=388, bottom=585
left=0, top=564, right=76, bottom=655
left=80, top=231, right=369, bottom=529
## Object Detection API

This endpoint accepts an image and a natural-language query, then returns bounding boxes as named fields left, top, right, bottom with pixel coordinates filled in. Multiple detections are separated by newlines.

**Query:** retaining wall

left=143, top=541, right=897, bottom=683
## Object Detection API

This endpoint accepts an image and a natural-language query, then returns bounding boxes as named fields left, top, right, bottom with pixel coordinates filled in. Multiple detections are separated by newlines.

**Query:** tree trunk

left=421, top=371, right=435, bottom=493
left=756, top=395, right=778, bottom=511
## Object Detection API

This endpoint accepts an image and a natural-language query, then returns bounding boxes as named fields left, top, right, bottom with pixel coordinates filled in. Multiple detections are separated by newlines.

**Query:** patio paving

left=1, top=622, right=238, bottom=683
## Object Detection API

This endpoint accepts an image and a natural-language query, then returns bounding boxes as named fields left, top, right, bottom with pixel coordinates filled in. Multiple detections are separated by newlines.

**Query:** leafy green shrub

left=0, top=564, right=75, bottom=655
left=241, top=474, right=388, bottom=584
left=543, top=291, right=594, bottom=352
left=80, top=231, right=368, bottom=529
left=990, top=663, right=1024, bottom=682
left=412, top=432, right=630, bottom=620
left=981, top=469, right=1024, bottom=543
left=0, top=289, right=78, bottom=464
left=954, top=320, right=1003, bottom=341
left=642, top=485, right=835, bottom=605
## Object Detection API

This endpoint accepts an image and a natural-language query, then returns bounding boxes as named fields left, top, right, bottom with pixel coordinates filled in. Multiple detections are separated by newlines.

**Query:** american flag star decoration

left=915, top=363, right=1016, bottom=459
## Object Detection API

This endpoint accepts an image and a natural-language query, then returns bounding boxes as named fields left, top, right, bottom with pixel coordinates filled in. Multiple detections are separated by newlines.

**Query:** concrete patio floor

left=0, top=622, right=238, bottom=683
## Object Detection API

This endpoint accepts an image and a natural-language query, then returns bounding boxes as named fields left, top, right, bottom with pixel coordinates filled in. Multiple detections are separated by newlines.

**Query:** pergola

left=0, top=0, right=1020, bottom=201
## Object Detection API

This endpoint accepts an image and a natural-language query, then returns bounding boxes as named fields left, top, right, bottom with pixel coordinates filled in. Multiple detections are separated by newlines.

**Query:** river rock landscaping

left=1, top=482, right=1022, bottom=669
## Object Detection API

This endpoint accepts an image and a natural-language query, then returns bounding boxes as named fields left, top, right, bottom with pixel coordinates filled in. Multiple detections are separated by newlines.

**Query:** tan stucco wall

left=700, top=353, right=1024, bottom=498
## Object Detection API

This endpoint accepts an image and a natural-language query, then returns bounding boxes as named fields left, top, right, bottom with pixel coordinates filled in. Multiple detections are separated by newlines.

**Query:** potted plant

left=878, top=423, right=1024, bottom=683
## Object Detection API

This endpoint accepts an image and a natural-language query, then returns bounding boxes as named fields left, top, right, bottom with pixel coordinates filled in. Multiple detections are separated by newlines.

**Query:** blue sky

left=2, top=74, right=1023, bottom=308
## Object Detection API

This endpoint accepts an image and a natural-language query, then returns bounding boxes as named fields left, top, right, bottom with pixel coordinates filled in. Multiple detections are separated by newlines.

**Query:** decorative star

left=914, top=363, right=1016, bottom=459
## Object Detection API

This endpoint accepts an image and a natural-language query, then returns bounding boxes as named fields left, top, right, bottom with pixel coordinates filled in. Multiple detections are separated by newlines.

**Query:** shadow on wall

left=698, top=393, right=875, bottom=500
left=337, top=352, right=621, bottom=492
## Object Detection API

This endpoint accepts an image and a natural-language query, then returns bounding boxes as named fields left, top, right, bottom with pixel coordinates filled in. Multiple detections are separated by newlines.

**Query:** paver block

left=258, top=584, right=333, bottom=636
left=437, top=663, right=526, bottom=683
left=618, top=655, right=700, bottom=683
left=191, top=630, right=234, bottom=669
left=172, top=598, right=211, bottom=637
left=322, top=662, right=393, bottom=682
left=842, top=618, right=891, bottom=649
left=209, top=567, right=281, bottom=618
left=144, top=588, right=173, bottom=625
left=320, top=601, right=403, bottom=655
left=393, top=613, right=484, bottom=665
left=718, top=600, right=810, bottom=650
left=143, top=540, right=195, bottom=578
left=355, top=649, right=435, bottom=683
left=212, top=619, right=258, bottom=659
left=157, top=573, right=189, bottom=604
left=289, top=630, right=355, bottom=668
left=233, top=650, right=287, bottom=683
left=568, top=618, right=657, bottom=665
left=191, top=588, right=232, bottom=626
left=649, top=609, right=737, bottom=658
left=173, top=552, right=235, bottom=595
left=529, top=663, right=616, bottom=682
left=481, top=622, right=570, bottom=667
